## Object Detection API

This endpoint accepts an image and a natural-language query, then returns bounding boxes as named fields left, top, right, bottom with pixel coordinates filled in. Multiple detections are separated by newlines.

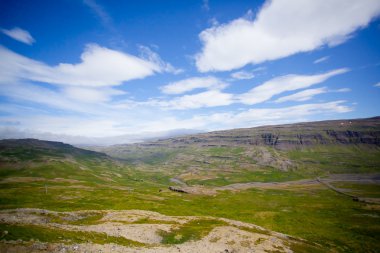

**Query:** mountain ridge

left=99, top=116, right=380, bottom=153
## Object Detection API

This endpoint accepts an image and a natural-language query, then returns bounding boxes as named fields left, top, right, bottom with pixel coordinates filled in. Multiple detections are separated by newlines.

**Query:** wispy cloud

left=202, top=0, right=209, bottom=11
left=214, top=101, right=353, bottom=129
left=196, top=0, right=380, bottom=72
left=230, top=70, right=255, bottom=80
left=62, top=86, right=125, bottom=103
left=274, top=87, right=328, bottom=103
left=83, top=0, right=113, bottom=30
left=1, top=27, right=35, bottom=45
left=148, top=90, right=234, bottom=110
left=139, top=45, right=183, bottom=74
left=239, top=68, right=349, bottom=105
left=130, top=101, right=353, bottom=133
left=160, top=76, right=227, bottom=95
left=314, top=56, right=330, bottom=64
left=374, top=82, right=380, bottom=87
left=274, top=86, right=352, bottom=103
left=0, top=98, right=352, bottom=141
left=151, top=68, right=349, bottom=110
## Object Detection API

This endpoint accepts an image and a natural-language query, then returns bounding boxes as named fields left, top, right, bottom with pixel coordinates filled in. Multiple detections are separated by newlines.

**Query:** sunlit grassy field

left=0, top=140, right=380, bottom=252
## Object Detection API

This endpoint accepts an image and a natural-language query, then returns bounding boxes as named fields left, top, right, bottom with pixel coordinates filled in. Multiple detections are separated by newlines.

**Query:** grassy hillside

left=0, top=117, right=380, bottom=252
left=92, top=117, right=380, bottom=187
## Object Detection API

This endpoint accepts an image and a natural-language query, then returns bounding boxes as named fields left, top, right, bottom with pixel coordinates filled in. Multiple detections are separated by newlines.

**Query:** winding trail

left=316, top=176, right=380, bottom=204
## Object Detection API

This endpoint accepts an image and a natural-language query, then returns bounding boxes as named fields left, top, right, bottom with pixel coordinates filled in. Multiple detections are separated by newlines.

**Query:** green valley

left=1, top=117, right=380, bottom=252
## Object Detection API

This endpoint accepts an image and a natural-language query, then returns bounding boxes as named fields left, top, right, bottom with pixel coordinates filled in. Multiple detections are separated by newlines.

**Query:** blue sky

left=0, top=0, right=380, bottom=143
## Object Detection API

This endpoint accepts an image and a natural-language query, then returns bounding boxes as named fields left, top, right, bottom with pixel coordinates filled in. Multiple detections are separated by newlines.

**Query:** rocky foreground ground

left=0, top=208, right=314, bottom=253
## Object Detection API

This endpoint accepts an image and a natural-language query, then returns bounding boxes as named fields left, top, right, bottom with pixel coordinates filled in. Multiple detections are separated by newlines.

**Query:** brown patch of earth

left=0, top=208, right=309, bottom=252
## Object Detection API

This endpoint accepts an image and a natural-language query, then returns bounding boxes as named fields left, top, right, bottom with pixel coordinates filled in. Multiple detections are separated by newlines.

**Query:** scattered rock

left=168, top=186, right=188, bottom=193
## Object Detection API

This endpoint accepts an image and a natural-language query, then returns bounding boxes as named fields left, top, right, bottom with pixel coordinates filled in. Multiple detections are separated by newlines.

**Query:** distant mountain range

left=2, top=117, right=380, bottom=148
left=0, top=128, right=203, bottom=146
left=97, top=116, right=380, bottom=152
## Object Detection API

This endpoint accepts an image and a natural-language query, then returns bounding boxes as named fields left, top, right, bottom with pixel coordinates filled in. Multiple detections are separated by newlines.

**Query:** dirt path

left=167, top=173, right=380, bottom=199
left=317, top=177, right=380, bottom=204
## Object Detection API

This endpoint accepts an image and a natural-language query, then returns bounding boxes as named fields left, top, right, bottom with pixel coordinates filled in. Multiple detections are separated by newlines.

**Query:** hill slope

left=0, top=138, right=107, bottom=163
left=92, top=117, right=380, bottom=186
left=0, top=119, right=380, bottom=252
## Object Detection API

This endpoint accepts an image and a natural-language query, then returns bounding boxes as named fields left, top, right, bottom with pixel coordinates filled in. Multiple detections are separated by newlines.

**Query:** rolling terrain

left=0, top=117, right=380, bottom=252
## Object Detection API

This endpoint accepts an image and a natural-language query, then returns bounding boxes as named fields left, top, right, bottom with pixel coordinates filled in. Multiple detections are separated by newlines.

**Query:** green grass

left=1, top=143, right=380, bottom=252
left=1, top=180, right=379, bottom=252
left=330, top=182, right=380, bottom=198
left=186, top=168, right=304, bottom=186
left=67, top=213, right=104, bottom=225
left=206, top=147, right=245, bottom=156
left=159, top=219, right=227, bottom=244
left=0, top=223, right=144, bottom=247
left=286, top=145, right=380, bottom=174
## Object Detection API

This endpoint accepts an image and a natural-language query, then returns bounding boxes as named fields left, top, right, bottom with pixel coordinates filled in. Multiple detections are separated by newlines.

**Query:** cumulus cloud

left=314, top=56, right=330, bottom=64
left=230, top=70, right=255, bottom=80
left=160, top=76, right=227, bottom=94
left=195, top=0, right=380, bottom=72
left=1, top=27, right=35, bottom=45
left=239, top=68, right=348, bottom=105
left=0, top=44, right=174, bottom=87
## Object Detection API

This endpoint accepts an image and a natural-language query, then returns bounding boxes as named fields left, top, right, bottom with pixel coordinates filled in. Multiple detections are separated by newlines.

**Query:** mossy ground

left=0, top=223, right=144, bottom=247
left=159, top=219, right=227, bottom=244
left=0, top=145, right=380, bottom=252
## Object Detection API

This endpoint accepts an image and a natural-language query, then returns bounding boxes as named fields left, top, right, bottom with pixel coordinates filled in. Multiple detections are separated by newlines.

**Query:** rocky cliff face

left=126, top=117, right=380, bottom=150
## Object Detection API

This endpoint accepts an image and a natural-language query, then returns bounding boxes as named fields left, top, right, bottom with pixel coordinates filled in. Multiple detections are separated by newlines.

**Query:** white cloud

left=0, top=44, right=173, bottom=87
left=62, top=87, right=125, bottom=103
left=314, top=56, right=330, bottom=64
left=196, top=0, right=380, bottom=72
left=218, top=101, right=352, bottom=128
left=0, top=82, right=100, bottom=114
left=1, top=27, right=35, bottom=45
left=239, top=68, right=348, bottom=105
left=149, top=90, right=234, bottom=110
left=0, top=83, right=352, bottom=140
left=274, top=86, right=351, bottom=103
left=274, top=87, right=328, bottom=103
left=335, top=88, right=351, bottom=92
left=83, top=0, right=113, bottom=29
left=374, top=82, right=380, bottom=87
left=154, top=69, right=349, bottom=110
left=139, top=45, right=183, bottom=74
left=230, top=70, right=255, bottom=80
left=131, top=101, right=352, bottom=133
left=160, top=76, right=227, bottom=94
